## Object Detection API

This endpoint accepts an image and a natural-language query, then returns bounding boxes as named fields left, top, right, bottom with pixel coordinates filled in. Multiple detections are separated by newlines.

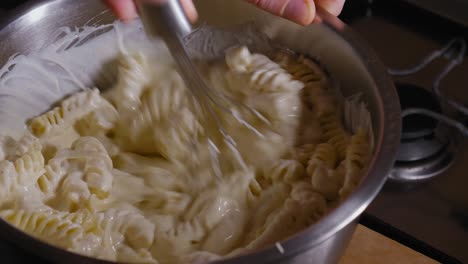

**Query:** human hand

left=103, top=0, right=345, bottom=25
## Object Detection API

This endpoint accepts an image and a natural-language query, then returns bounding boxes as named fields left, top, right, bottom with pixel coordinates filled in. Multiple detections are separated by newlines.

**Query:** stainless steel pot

left=0, top=1, right=401, bottom=263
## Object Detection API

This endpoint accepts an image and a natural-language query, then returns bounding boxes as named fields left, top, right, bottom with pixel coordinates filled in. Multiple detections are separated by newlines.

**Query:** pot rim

left=0, top=1, right=401, bottom=263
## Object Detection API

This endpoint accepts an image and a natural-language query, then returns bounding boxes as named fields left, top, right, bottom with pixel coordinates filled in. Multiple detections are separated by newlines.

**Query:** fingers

left=179, top=0, right=198, bottom=22
left=103, top=0, right=197, bottom=22
left=315, top=0, right=345, bottom=16
left=246, top=0, right=316, bottom=25
left=104, top=0, right=138, bottom=21
left=245, top=0, right=345, bottom=25
left=103, top=0, right=346, bottom=25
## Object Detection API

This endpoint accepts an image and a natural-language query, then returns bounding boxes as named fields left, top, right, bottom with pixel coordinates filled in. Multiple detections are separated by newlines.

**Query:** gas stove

left=341, top=1, right=468, bottom=263
left=0, top=0, right=467, bottom=263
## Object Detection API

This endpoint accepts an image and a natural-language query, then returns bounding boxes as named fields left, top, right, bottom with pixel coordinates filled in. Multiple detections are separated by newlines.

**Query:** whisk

left=136, top=0, right=270, bottom=175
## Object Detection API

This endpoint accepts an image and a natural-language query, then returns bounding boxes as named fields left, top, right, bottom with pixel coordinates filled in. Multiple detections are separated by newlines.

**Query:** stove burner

left=390, top=143, right=455, bottom=182
left=398, top=83, right=440, bottom=139
left=389, top=83, right=455, bottom=182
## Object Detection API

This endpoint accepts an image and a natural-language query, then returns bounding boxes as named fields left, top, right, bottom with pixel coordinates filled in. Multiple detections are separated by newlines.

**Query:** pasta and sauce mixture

left=0, top=42, right=371, bottom=263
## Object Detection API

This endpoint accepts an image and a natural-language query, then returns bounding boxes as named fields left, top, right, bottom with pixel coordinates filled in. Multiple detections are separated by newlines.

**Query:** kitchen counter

left=0, top=224, right=442, bottom=264
left=340, top=225, right=439, bottom=264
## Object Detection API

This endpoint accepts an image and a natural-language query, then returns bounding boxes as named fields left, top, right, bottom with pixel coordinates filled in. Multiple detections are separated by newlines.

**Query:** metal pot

left=0, top=0, right=401, bottom=263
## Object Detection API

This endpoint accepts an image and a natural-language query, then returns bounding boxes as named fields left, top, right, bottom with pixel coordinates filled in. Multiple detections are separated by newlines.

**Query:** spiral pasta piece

left=94, top=208, right=155, bottom=250
left=276, top=53, right=336, bottom=115
left=14, top=133, right=42, bottom=158
left=0, top=160, right=18, bottom=201
left=292, top=144, right=316, bottom=166
left=225, top=45, right=252, bottom=73
left=306, top=143, right=337, bottom=176
left=290, top=181, right=327, bottom=219
left=73, top=137, right=113, bottom=171
left=319, top=112, right=350, bottom=159
left=0, top=135, right=16, bottom=161
left=140, top=189, right=191, bottom=215
left=310, top=164, right=345, bottom=201
left=247, top=182, right=325, bottom=242
left=139, top=91, right=202, bottom=161
left=247, top=182, right=325, bottom=250
left=108, top=53, right=151, bottom=112
left=29, top=89, right=103, bottom=137
left=140, top=70, right=188, bottom=121
left=277, top=55, right=321, bottom=84
left=243, top=183, right=290, bottom=243
left=224, top=48, right=303, bottom=148
left=114, top=70, right=202, bottom=161
left=340, top=128, right=371, bottom=199
left=344, top=128, right=371, bottom=171
left=36, top=156, right=66, bottom=196
left=14, top=150, right=45, bottom=185
left=226, top=46, right=304, bottom=94
left=37, top=137, right=113, bottom=207
left=0, top=209, right=84, bottom=249
left=75, top=99, right=118, bottom=136
left=263, top=159, right=305, bottom=184
left=116, top=245, right=156, bottom=264
left=72, top=136, right=110, bottom=155
left=151, top=217, right=206, bottom=263
left=72, top=140, right=114, bottom=209
left=0, top=149, right=46, bottom=203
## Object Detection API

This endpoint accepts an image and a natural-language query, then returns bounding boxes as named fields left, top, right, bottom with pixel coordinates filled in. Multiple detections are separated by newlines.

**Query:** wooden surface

left=339, top=225, right=440, bottom=264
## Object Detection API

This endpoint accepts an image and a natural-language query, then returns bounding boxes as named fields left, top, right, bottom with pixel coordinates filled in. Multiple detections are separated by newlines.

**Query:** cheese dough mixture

left=0, top=36, right=371, bottom=263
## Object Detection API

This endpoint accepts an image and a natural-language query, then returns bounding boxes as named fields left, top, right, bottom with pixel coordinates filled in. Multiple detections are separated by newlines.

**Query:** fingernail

left=283, top=0, right=314, bottom=25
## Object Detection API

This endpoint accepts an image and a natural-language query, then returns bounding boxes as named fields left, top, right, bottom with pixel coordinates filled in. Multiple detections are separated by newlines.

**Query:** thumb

left=245, top=0, right=316, bottom=25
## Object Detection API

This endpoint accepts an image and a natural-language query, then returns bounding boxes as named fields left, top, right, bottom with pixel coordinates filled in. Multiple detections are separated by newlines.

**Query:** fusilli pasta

left=310, top=164, right=344, bottom=200
left=29, top=88, right=103, bottom=137
left=113, top=69, right=203, bottom=162
left=0, top=149, right=46, bottom=203
left=263, top=159, right=305, bottom=184
left=37, top=137, right=113, bottom=212
left=75, top=99, right=119, bottom=136
left=319, top=112, right=350, bottom=159
left=0, top=135, right=17, bottom=161
left=306, top=143, right=338, bottom=176
left=14, top=150, right=45, bottom=186
left=0, top=160, right=17, bottom=201
left=0, top=39, right=374, bottom=264
left=107, top=53, right=151, bottom=112
left=94, top=208, right=155, bottom=250
left=276, top=52, right=336, bottom=115
left=0, top=209, right=85, bottom=249
left=340, top=128, right=371, bottom=199
left=14, top=133, right=42, bottom=158
left=291, top=144, right=316, bottom=165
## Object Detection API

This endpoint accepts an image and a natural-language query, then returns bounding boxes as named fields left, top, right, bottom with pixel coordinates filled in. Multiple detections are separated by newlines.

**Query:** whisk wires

left=167, top=35, right=269, bottom=179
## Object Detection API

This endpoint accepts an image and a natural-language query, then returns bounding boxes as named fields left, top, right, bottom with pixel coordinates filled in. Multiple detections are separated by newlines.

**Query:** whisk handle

left=136, top=0, right=192, bottom=41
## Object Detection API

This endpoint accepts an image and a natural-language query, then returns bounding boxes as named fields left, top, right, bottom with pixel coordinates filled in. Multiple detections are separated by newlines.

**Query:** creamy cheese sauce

left=0, top=20, right=372, bottom=264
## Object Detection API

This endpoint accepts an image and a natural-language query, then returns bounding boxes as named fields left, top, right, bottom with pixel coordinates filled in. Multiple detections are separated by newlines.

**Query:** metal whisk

left=136, top=0, right=269, bottom=175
